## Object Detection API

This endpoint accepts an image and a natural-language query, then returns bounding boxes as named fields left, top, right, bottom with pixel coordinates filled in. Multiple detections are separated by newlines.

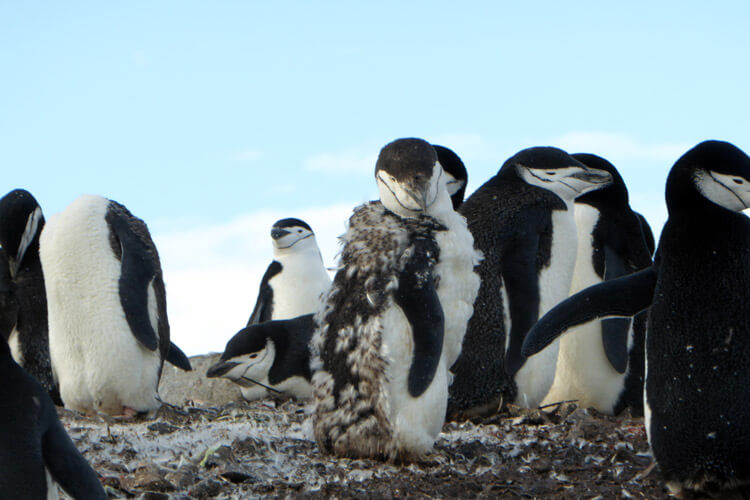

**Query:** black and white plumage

left=311, top=138, right=480, bottom=459
left=0, top=189, right=61, bottom=404
left=40, top=194, right=191, bottom=416
left=541, top=153, right=653, bottom=416
left=522, top=140, right=750, bottom=497
left=246, top=218, right=330, bottom=325
left=448, top=147, right=613, bottom=418
left=433, top=144, right=468, bottom=210
left=0, top=336, right=106, bottom=499
left=206, top=313, right=314, bottom=400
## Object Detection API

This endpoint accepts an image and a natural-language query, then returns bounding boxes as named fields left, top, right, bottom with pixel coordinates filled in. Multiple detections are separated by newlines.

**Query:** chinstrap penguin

left=0, top=189, right=61, bottom=404
left=448, top=147, right=612, bottom=418
left=207, top=313, right=314, bottom=400
left=522, top=140, right=750, bottom=497
left=0, top=334, right=106, bottom=499
left=246, top=218, right=331, bottom=325
left=433, top=144, right=468, bottom=210
left=40, top=194, right=191, bottom=416
left=311, top=138, right=481, bottom=459
left=541, top=153, right=653, bottom=416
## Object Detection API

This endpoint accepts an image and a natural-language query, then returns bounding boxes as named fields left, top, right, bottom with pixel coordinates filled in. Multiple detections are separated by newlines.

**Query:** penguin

left=432, top=144, right=468, bottom=210
left=541, top=153, right=653, bottom=415
left=0, top=333, right=107, bottom=498
left=246, top=218, right=331, bottom=325
left=0, top=189, right=61, bottom=404
left=39, top=194, right=191, bottom=416
left=447, top=147, right=613, bottom=418
left=206, top=313, right=314, bottom=400
left=521, top=140, right=750, bottom=498
left=0, top=248, right=18, bottom=340
left=311, top=138, right=481, bottom=459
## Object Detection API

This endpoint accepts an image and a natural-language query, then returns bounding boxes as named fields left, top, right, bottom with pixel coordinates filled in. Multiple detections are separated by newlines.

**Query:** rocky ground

left=55, top=355, right=673, bottom=499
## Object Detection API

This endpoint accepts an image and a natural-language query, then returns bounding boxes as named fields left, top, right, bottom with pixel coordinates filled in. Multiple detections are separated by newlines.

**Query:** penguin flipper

left=107, top=208, right=159, bottom=351
left=247, top=261, right=281, bottom=326
left=601, top=245, right=632, bottom=374
left=522, top=266, right=657, bottom=358
left=394, top=237, right=444, bottom=398
left=0, top=247, right=18, bottom=341
left=502, top=234, right=541, bottom=377
left=635, top=212, right=656, bottom=257
left=166, top=341, right=192, bottom=371
left=42, top=402, right=107, bottom=499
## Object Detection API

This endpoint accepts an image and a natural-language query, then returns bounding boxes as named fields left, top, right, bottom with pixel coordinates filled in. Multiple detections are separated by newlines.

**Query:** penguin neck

left=273, top=237, right=323, bottom=264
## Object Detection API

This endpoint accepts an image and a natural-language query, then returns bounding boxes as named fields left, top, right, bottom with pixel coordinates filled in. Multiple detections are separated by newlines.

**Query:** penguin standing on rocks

left=0, top=189, right=61, bottom=404
left=311, top=138, right=481, bottom=459
left=40, top=194, right=191, bottom=416
left=541, top=154, right=653, bottom=415
left=246, top=218, right=331, bottom=325
left=522, top=141, right=750, bottom=498
left=0, top=324, right=106, bottom=498
left=207, top=313, right=314, bottom=400
left=433, top=145, right=468, bottom=210
left=448, top=147, right=613, bottom=418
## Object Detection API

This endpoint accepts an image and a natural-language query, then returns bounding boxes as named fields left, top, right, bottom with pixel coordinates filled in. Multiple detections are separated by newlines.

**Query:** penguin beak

left=206, top=360, right=238, bottom=378
left=564, top=167, right=613, bottom=195
left=271, top=228, right=290, bottom=240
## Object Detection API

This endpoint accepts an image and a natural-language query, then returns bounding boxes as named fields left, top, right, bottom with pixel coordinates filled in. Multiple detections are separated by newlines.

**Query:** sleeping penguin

left=246, top=218, right=331, bottom=325
left=541, top=154, right=653, bottom=415
left=0, top=330, right=106, bottom=498
left=448, top=147, right=613, bottom=418
left=432, top=144, right=468, bottom=210
left=40, top=194, right=191, bottom=416
left=206, top=313, right=314, bottom=400
left=311, top=138, right=481, bottom=459
left=522, top=140, right=750, bottom=498
left=0, top=189, right=61, bottom=404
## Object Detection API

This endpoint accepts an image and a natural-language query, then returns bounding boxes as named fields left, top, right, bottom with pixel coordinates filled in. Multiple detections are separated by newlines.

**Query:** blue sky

left=2, top=2, right=748, bottom=354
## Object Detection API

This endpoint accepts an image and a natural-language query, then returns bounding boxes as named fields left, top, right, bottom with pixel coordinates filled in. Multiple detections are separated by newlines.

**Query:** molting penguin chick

left=247, top=218, right=331, bottom=325
left=311, top=138, right=480, bottom=459
left=0, top=333, right=106, bottom=499
left=0, top=189, right=61, bottom=404
left=207, top=313, right=314, bottom=400
left=433, top=145, right=468, bottom=210
left=40, top=194, right=191, bottom=416
left=541, top=153, right=653, bottom=415
left=448, top=147, right=612, bottom=418
left=522, top=140, right=750, bottom=498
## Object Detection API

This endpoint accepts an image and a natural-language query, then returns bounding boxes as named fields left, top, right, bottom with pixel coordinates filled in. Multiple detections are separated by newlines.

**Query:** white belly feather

left=269, top=248, right=331, bottom=320
left=40, top=195, right=161, bottom=414
left=543, top=204, right=627, bottom=413
left=514, top=207, right=578, bottom=408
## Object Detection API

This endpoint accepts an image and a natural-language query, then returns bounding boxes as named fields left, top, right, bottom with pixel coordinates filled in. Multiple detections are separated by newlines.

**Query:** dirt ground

left=56, top=395, right=674, bottom=499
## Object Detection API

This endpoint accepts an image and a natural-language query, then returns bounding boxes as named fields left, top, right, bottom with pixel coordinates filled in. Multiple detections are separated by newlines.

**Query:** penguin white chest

left=269, top=251, right=330, bottom=320
left=543, top=204, right=626, bottom=413
left=514, top=206, right=578, bottom=408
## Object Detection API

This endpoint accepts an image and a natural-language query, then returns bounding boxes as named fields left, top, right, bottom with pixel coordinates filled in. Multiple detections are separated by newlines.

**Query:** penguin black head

left=667, top=140, right=750, bottom=213
left=375, top=138, right=445, bottom=217
left=572, top=153, right=629, bottom=208
left=0, top=189, right=44, bottom=276
left=270, top=218, right=315, bottom=250
left=433, top=145, right=468, bottom=210
left=501, top=147, right=613, bottom=201
left=206, top=324, right=275, bottom=385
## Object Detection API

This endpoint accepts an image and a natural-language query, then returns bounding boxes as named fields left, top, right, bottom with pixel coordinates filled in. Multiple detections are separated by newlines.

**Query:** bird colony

left=0, top=137, right=748, bottom=498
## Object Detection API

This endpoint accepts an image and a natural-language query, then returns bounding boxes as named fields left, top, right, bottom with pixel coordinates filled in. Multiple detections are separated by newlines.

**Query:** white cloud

left=551, top=132, right=691, bottom=164
left=304, top=150, right=377, bottom=174
left=153, top=203, right=356, bottom=356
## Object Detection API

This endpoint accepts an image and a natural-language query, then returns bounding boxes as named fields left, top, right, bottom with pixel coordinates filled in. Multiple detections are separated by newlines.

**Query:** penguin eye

left=297, top=229, right=303, bottom=233
left=733, top=178, right=745, bottom=185
left=390, top=175, right=396, bottom=183
left=546, top=171, right=556, bottom=176
left=249, top=353, right=259, bottom=359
